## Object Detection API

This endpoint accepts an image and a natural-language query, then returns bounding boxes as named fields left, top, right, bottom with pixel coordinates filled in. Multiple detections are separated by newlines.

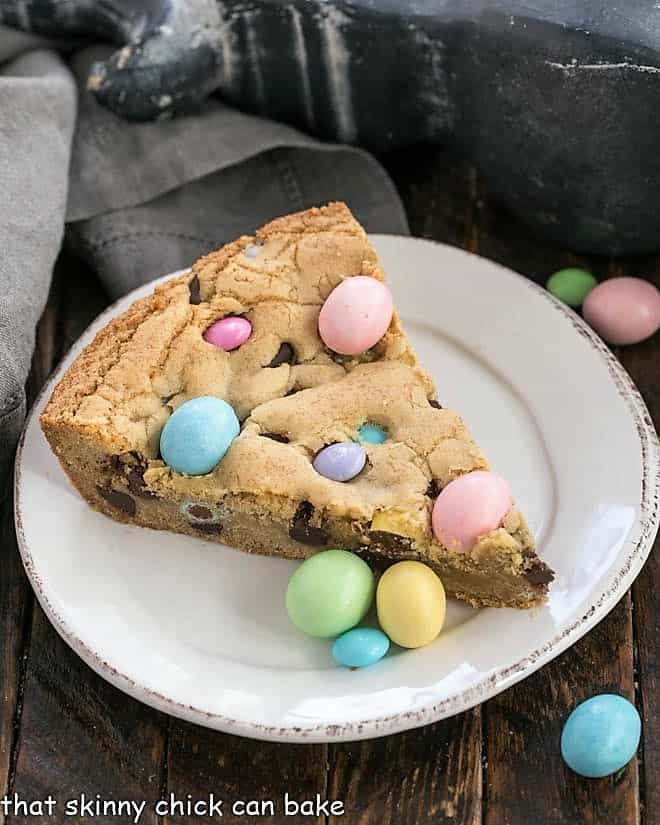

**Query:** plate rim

left=14, top=235, right=660, bottom=743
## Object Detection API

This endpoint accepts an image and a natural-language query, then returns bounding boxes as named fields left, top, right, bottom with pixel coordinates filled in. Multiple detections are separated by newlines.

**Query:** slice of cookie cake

left=40, top=203, right=553, bottom=608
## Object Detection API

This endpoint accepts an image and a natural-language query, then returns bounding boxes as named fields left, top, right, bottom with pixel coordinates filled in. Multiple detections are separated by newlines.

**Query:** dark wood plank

left=164, top=722, right=328, bottom=824
left=10, top=605, right=167, bottom=825
left=485, top=595, right=638, bottom=825
left=468, top=179, right=641, bottom=825
left=608, top=258, right=660, bottom=825
left=0, top=269, right=62, bottom=822
left=631, top=509, right=659, bottom=825
left=385, top=147, right=477, bottom=249
left=8, top=256, right=168, bottom=825
left=0, top=481, right=33, bottom=823
left=327, top=711, right=482, bottom=825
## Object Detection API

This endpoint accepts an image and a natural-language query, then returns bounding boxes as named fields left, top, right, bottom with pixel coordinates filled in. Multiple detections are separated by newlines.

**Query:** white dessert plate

left=15, top=236, right=659, bottom=743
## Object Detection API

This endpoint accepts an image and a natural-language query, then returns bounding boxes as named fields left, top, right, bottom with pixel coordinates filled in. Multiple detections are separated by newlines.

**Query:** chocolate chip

left=261, top=432, right=290, bottom=443
left=188, top=504, right=214, bottom=520
left=127, top=468, right=156, bottom=499
left=368, top=530, right=415, bottom=553
left=97, top=486, right=136, bottom=517
left=426, top=479, right=441, bottom=499
left=354, top=547, right=391, bottom=573
left=267, top=342, right=295, bottom=367
left=326, top=348, right=350, bottom=365
left=189, top=274, right=201, bottom=305
left=524, top=559, right=555, bottom=585
left=193, top=521, right=223, bottom=535
left=108, top=455, right=122, bottom=472
left=429, top=399, right=443, bottom=409
left=289, top=501, right=328, bottom=546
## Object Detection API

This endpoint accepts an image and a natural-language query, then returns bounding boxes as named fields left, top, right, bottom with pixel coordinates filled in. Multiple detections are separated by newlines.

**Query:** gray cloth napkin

left=0, top=36, right=408, bottom=482
left=0, top=47, right=76, bottom=484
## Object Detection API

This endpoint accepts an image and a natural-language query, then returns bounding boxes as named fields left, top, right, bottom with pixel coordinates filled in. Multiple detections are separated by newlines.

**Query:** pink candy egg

left=318, top=276, right=393, bottom=355
left=583, top=277, right=660, bottom=345
left=203, top=316, right=252, bottom=351
left=431, top=471, right=513, bottom=553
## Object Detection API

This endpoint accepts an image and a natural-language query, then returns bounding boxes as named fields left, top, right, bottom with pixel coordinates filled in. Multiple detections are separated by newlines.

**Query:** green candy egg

left=546, top=268, right=598, bottom=307
left=286, top=550, right=375, bottom=638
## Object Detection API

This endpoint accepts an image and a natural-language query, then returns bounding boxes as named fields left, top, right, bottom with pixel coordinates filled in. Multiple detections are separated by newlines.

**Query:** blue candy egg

left=160, top=396, right=240, bottom=476
left=313, top=442, right=366, bottom=482
left=561, top=694, right=641, bottom=778
left=356, top=423, right=388, bottom=445
left=332, top=627, right=390, bottom=668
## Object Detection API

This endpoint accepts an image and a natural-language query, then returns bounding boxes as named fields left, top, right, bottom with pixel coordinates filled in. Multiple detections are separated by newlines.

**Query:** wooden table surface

left=0, top=149, right=657, bottom=825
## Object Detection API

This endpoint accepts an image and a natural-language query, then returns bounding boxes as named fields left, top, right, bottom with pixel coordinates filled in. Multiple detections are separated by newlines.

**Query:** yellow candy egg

left=376, top=561, right=446, bottom=648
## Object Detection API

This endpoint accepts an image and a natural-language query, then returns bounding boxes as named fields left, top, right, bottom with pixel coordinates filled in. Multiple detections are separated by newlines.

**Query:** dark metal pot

left=4, top=0, right=660, bottom=255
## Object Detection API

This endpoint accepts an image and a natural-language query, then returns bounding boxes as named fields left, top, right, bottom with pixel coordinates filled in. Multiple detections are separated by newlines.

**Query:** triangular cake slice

left=41, top=203, right=553, bottom=608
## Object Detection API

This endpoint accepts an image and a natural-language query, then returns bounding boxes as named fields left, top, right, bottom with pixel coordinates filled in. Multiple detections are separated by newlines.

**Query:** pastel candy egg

left=160, top=396, right=240, bottom=476
left=318, top=276, right=393, bottom=355
left=356, top=423, right=388, bottom=444
left=546, top=267, right=598, bottom=307
left=203, top=316, right=252, bottom=351
left=561, top=695, right=641, bottom=778
left=286, top=549, right=375, bottom=638
left=583, top=277, right=660, bottom=345
left=332, top=627, right=390, bottom=668
left=244, top=243, right=261, bottom=258
left=432, top=471, right=512, bottom=552
left=313, top=442, right=366, bottom=482
left=376, top=561, right=446, bottom=648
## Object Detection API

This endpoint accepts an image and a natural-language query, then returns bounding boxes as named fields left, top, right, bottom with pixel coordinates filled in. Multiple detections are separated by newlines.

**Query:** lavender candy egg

left=313, top=442, right=366, bottom=482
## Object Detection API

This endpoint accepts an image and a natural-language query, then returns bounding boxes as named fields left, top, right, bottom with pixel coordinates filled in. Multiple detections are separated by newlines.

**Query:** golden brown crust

left=42, top=287, right=178, bottom=453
